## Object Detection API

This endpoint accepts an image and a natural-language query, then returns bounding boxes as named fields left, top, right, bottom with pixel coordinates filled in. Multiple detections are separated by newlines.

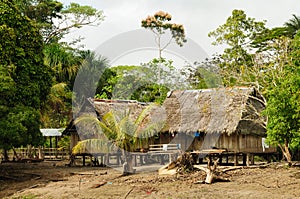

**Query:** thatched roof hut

left=162, top=87, right=266, bottom=136
left=162, top=87, right=277, bottom=154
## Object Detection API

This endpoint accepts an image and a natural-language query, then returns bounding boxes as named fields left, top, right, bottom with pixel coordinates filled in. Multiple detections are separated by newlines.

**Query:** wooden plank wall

left=216, top=133, right=277, bottom=153
left=151, top=132, right=277, bottom=153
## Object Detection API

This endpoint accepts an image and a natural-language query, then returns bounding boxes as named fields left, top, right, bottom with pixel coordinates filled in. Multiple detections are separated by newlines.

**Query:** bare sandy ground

left=1, top=161, right=300, bottom=199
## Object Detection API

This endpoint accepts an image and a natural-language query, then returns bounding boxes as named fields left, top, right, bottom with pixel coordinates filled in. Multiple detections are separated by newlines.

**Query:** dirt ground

left=1, top=160, right=300, bottom=199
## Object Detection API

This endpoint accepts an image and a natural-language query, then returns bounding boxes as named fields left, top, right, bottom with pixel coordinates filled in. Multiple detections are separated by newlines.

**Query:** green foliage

left=45, top=2, right=104, bottom=43
left=95, top=67, right=118, bottom=99
left=284, top=14, right=300, bottom=38
left=0, top=0, right=52, bottom=150
left=74, top=51, right=109, bottom=106
left=209, top=9, right=300, bottom=159
left=62, top=2, right=104, bottom=25
left=95, top=62, right=175, bottom=104
left=265, top=33, right=300, bottom=153
left=182, top=61, right=222, bottom=89
left=44, top=42, right=81, bottom=84
left=131, top=83, right=169, bottom=104
left=73, top=103, right=164, bottom=154
left=41, top=82, right=73, bottom=128
left=208, top=9, right=266, bottom=87
left=14, top=0, right=104, bottom=44
left=57, top=136, right=70, bottom=150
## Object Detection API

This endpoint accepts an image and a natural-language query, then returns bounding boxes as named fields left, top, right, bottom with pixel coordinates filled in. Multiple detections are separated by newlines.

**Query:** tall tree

left=208, top=9, right=266, bottom=87
left=284, top=14, right=300, bottom=38
left=141, top=10, right=186, bottom=58
left=18, top=0, right=105, bottom=128
left=14, top=0, right=104, bottom=44
left=0, top=0, right=52, bottom=159
left=265, top=33, right=300, bottom=164
left=141, top=11, right=187, bottom=101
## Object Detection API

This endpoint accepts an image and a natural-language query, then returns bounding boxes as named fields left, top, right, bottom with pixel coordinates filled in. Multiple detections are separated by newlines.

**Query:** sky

left=60, top=0, right=300, bottom=66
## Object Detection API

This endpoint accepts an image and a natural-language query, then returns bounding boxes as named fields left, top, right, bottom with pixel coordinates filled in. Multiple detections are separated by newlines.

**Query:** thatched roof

left=93, top=99, right=148, bottom=118
left=162, top=87, right=266, bottom=136
left=93, top=99, right=166, bottom=128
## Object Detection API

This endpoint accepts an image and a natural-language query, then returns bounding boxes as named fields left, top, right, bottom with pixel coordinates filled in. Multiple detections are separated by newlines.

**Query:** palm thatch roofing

left=93, top=99, right=166, bottom=127
left=162, top=87, right=267, bottom=136
left=91, top=87, right=266, bottom=136
left=93, top=99, right=149, bottom=118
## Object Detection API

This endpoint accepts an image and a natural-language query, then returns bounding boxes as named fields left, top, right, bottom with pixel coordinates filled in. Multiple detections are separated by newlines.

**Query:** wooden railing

left=3, top=147, right=69, bottom=160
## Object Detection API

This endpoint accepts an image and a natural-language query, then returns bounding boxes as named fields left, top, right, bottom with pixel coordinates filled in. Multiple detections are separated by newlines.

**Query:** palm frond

left=74, top=113, right=103, bottom=138
left=134, top=103, right=158, bottom=126
left=72, top=138, right=113, bottom=154
left=119, top=115, right=136, bottom=136
left=101, top=111, right=120, bottom=134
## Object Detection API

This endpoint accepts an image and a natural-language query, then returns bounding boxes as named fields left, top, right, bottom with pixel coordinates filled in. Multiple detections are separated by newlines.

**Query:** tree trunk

left=278, top=141, right=292, bottom=166
left=12, top=147, right=21, bottom=161
left=205, top=158, right=219, bottom=184
left=3, top=149, right=9, bottom=161
left=38, top=146, right=44, bottom=160
left=27, top=145, right=33, bottom=158
left=122, top=150, right=135, bottom=175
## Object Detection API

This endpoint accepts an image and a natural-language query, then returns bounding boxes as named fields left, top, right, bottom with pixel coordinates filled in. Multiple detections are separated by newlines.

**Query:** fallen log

left=158, top=164, right=177, bottom=175
left=90, top=181, right=107, bottom=188
left=70, top=171, right=107, bottom=176
left=193, top=158, right=232, bottom=184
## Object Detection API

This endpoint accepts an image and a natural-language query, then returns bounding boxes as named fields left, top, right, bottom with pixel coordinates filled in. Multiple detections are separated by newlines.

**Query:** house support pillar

left=246, top=153, right=251, bottom=166
left=234, top=153, right=238, bottom=166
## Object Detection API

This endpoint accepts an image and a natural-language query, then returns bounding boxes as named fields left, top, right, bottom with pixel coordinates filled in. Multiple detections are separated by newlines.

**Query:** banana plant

left=73, top=103, right=165, bottom=174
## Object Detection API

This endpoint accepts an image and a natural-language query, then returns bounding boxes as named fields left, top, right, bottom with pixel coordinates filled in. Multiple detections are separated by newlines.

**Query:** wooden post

left=242, top=154, right=247, bottom=166
left=246, top=153, right=251, bottom=166
left=160, top=154, right=164, bottom=165
left=38, top=146, right=43, bottom=160
left=105, top=153, right=109, bottom=165
left=139, top=154, right=144, bottom=165
left=133, top=154, right=137, bottom=167
left=100, top=154, right=104, bottom=165
left=116, top=153, right=120, bottom=165
left=55, top=136, right=58, bottom=148
left=251, top=154, right=255, bottom=165
left=218, top=155, right=222, bottom=165
left=234, top=153, right=238, bottom=166
left=83, top=154, right=86, bottom=166
left=168, top=154, right=172, bottom=163
left=49, top=136, right=52, bottom=148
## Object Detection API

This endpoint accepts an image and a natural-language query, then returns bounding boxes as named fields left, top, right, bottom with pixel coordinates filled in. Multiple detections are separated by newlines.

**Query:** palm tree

left=73, top=103, right=165, bottom=174
left=40, top=82, right=73, bottom=128
left=284, top=14, right=300, bottom=38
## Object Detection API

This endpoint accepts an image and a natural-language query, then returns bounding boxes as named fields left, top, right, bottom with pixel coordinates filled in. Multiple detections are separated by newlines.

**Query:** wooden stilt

left=83, top=154, right=86, bottom=166
left=234, top=153, right=238, bottom=166
left=246, top=153, right=251, bottom=166
left=242, top=154, right=247, bottom=166
left=251, top=154, right=255, bottom=165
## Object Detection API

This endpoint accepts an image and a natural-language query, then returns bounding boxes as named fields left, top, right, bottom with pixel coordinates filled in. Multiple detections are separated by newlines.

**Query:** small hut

left=41, top=128, right=64, bottom=148
left=162, top=87, right=277, bottom=164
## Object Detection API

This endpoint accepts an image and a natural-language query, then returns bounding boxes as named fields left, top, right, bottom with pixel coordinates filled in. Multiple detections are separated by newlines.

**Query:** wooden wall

left=155, top=132, right=277, bottom=153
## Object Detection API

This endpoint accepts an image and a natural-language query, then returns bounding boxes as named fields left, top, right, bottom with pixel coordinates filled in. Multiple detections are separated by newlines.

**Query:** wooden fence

left=2, top=147, right=70, bottom=160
